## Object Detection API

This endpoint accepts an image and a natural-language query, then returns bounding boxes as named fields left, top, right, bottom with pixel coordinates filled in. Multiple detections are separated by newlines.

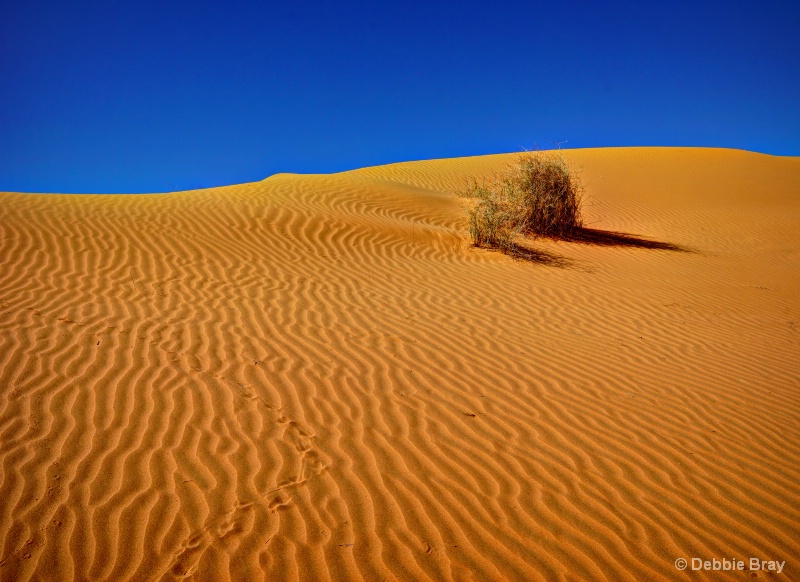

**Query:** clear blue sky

left=2, top=0, right=799, bottom=193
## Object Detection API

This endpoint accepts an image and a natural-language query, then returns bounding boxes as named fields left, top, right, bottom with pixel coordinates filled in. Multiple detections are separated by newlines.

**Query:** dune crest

left=1, top=147, right=798, bottom=581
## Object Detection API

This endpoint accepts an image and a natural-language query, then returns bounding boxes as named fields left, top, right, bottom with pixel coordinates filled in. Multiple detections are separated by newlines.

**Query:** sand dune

left=0, top=147, right=798, bottom=581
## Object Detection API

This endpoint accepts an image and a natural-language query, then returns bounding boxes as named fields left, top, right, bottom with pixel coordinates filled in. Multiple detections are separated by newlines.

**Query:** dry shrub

left=461, top=151, right=583, bottom=254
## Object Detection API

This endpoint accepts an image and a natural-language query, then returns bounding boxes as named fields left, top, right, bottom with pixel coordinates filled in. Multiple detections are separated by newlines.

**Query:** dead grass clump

left=465, top=182, right=520, bottom=254
left=460, top=151, right=584, bottom=254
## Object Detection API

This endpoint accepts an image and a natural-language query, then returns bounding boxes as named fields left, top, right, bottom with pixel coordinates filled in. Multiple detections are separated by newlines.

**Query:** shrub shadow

left=486, top=227, right=691, bottom=267
left=505, top=243, right=573, bottom=268
left=559, top=227, right=691, bottom=252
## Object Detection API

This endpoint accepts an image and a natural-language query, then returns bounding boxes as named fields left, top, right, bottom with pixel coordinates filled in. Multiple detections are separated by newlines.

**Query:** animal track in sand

left=162, top=376, right=330, bottom=580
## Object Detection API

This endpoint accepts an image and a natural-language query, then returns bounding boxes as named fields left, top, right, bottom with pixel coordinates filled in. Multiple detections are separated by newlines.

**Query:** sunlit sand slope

left=0, top=147, right=798, bottom=581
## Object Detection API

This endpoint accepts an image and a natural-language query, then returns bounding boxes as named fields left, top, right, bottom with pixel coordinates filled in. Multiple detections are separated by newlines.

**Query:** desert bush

left=460, top=151, right=583, bottom=254
left=465, top=182, right=520, bottom=253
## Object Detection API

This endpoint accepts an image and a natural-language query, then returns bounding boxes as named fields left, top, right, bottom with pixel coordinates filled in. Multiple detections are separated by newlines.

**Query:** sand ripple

left=1, top=148, right=799, bottom=581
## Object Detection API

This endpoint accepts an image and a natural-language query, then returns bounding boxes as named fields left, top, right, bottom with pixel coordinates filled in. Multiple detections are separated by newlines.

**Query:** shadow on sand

left=560, top=227, right=689, bottom=252
left=503, top=245, right=572, bottom=267
left=499, top=227, right=690, bottom=267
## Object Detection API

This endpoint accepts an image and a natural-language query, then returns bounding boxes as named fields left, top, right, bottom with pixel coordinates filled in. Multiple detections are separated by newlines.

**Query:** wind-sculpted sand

left=0, top=147, right=798, bottom=581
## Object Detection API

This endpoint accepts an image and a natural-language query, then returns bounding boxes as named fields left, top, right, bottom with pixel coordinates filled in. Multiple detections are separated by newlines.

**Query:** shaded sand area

left=1, top=147, right=798, bottom=581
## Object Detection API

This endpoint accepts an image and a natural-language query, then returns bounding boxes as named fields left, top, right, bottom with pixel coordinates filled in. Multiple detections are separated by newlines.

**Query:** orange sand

left=0, top=147, right=798, bottom=581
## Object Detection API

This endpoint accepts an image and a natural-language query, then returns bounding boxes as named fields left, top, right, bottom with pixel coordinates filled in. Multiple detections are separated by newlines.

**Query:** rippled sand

left=1, top=147, right=798, bottom=581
